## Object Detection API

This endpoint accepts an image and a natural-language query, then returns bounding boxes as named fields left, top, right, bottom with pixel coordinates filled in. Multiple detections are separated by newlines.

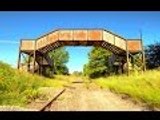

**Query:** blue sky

left=0, top=12, right=160, bottom=73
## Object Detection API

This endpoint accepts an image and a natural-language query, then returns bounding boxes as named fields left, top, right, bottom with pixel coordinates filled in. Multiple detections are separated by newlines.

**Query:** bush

left=0, top=61, right=75, bottom=106
left=0, top=61, right=52, bottom=106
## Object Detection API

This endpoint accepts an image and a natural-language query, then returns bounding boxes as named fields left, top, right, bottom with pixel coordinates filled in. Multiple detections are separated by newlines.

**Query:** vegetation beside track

left=94, top=70, right=160, bottom=109
left=0, top=61, right=70, bottom=107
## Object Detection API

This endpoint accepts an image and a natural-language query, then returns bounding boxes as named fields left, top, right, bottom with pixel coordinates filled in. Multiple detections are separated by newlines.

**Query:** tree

left=48, top=47, right=69, bottom=75
left=83, top=47, right=112, bottom=78
left=145, top=42, right=160, bottom=69
left=72, top=71, right=82, bottom=76
left=22, top=54, right=33, bottom=64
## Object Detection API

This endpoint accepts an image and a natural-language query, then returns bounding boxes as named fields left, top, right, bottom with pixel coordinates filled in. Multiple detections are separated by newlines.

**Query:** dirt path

left=50, top=81, right=148, bottom=111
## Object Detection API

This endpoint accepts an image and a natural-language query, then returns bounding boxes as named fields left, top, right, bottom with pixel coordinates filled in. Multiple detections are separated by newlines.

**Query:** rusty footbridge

left=17, top=29, right=146, bottom=75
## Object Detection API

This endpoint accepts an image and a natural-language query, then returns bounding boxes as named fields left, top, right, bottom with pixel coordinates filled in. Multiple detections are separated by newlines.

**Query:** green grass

left=0, top=61, right=68, bottom=107
left=94, top=70, right=160, bottom=108
left=41, top=75, right=72, bottom=88
left=2, top=60, right=160, bottom=109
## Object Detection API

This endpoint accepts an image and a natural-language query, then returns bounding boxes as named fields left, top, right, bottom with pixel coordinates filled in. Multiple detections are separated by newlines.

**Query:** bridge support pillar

left=126, top=41, right=130, bottom=76
left=140, top=31, right=146, bottom=72
left=17, top=51, right=22, bottom=69
left=17, top=40, right=22, bottom=69
left=33, top=41, right=37, bottom=74
left=142, top=51, right=146, bottom=71
left=141, top=42, right=146, bottom=72
left=39, top=55, right=43, bottom=75
left=27, top=54, right=31, bottom=72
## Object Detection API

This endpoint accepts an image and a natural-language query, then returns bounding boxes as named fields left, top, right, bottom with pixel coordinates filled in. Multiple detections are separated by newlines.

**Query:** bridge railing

left=21, top=40, right=35, bottom=51
left=20, top=29, right=142, bottom=53
left=103, top=30, right=126, bottom=51
left=103, top=30, right=142, bottom=52
left=37, top=31, right=59, bottom=50
left=127, top=40, right=142, bottom=52
left=36, top=29, right=104, bottom=50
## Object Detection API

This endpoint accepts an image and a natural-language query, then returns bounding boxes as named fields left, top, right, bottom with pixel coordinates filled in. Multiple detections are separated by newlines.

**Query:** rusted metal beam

left=28, top=54, right=31, bottom=72
left=17, top=40, right=22, bottom=69
left=39, top=55, right=42, bottom=75
left=33, top=40, right=37, bottom=74
left=63, top=85, right=76, bottom=89
left=17, top=52, right=21, bottom=69
left=129, top=53, right=142, bottom=65
left=39, top=89, right=66, bottom=111
left=140, top=31, right=146, bottom=71
left=126, top=40, right=130, bottom=76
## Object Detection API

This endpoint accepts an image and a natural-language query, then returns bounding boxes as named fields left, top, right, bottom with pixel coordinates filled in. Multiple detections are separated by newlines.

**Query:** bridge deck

left=18, top=29, right=145, bottom=75
left=20, top=29, right=142, bottom=55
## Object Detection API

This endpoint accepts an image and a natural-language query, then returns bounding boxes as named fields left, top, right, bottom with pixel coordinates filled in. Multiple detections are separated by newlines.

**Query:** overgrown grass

left=0, top=61, right=68, bottom=107
left=94, top=70, right=160, bottom=108
left=42, top=75, right=73, bottom=88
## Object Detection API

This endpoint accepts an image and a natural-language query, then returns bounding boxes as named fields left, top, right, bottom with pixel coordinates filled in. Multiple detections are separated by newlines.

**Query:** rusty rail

left=63, top=85, right=76, bottom=89
left=39, top=89, right=66, bottom=111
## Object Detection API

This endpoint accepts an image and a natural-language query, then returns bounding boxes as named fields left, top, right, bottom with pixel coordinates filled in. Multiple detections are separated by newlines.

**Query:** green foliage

left=22, top=54, right=33, bottom=64
left=0, top=61, right=15, bottom=81
left=145, top=42, right=160, bottom=69
left=83, top=47, right=112, bottom=78
left=72, top=71, right=82, bottom=76
left=95, top=70, right=160, bottom=108
left=0, top=61, right=45, bottom=106
left=48, top=47, right=69, bottom=75
left=0, top=61, right=66, bottom=106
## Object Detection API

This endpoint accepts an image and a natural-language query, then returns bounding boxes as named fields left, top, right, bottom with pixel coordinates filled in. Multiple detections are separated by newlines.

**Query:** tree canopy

left=83, top=47, right=112, bottom=78
left=145, top=42, right=160, bottom=69
left=48, top=47, right=69, bottom=75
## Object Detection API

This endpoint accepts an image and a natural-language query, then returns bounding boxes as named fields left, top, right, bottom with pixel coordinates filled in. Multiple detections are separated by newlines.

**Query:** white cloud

left=0, top=40, right=19, bottom=44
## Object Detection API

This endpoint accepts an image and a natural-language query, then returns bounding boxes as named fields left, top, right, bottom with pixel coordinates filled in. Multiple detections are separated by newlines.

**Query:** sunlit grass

left=0, top=61, right=69, bottom=106
left=94, top=70, right=160, bottom=108
left=1, top=60, right=160, bottom=109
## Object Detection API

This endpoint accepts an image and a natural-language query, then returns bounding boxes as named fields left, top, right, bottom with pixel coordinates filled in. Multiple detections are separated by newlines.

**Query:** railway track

left=38, top=80, right=83, bottom=111
left=38, top=83, right=79, bottom=111
left=27, top=80, right=152, bottom=111
left=39, top=89, right=66, bottom=111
